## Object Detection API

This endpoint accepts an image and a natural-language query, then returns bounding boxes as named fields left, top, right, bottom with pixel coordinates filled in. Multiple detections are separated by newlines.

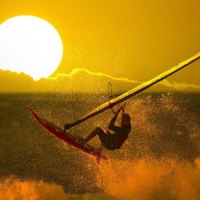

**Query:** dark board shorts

left=97, top=127, right=120, bottom=150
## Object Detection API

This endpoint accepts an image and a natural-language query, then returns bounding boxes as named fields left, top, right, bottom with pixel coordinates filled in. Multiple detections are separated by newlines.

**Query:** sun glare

left=0, top=15, right=63, bottom=80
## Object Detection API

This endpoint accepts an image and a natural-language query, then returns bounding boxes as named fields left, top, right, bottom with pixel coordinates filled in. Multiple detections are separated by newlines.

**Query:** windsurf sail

left=65, top=52, right=200, bottom=130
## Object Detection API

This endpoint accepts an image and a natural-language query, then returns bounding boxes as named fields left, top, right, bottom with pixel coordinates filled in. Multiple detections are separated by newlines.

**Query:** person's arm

left=108, top=111, right=120, bottom=132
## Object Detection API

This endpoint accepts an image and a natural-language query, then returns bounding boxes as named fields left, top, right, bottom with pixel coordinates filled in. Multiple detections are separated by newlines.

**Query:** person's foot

left=94, top=147, right=103, bottom=155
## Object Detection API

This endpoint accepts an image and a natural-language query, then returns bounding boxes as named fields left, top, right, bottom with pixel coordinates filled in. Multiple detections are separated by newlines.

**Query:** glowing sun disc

left=0, top=15, right=63, bottom=80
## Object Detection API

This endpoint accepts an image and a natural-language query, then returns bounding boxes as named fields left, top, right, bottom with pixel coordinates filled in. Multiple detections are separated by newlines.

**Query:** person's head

left=121, top=113, right=131, bottom=126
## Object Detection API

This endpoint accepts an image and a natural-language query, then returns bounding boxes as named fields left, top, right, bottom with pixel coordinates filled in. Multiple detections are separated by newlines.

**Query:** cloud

left=49, top=68, right=140, bottom=84
left=49, top=68, right=200, bottom=92
left=0, top=68, right=199, bottom=93
left=0, top=69, right=34, bottom=92
left=160, top=79, right=200, bottom=91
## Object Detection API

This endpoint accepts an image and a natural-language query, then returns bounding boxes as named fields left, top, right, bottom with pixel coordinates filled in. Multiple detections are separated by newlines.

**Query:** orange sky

left=0, top=0, right=200, bottom=92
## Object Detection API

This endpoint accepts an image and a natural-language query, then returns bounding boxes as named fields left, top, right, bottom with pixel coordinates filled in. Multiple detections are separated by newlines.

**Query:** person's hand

left=112, top=106, right=121, bottom=115
left=108, top=101, right=114, bottom=109
left=121, top=104, right=125, bottom=113
left=109, top=102, right=125, bottom=114
left=108, top=102, right=117, bottom=114
left=112, top=109, right=119, bottom=115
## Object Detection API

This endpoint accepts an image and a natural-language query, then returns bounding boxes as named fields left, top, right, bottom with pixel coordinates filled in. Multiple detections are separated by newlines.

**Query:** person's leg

left=83, top=127, right=104, bottom=144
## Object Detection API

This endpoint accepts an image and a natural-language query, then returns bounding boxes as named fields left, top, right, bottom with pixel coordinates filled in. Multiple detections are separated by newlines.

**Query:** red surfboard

left=29, top=107, right=107, bottom=162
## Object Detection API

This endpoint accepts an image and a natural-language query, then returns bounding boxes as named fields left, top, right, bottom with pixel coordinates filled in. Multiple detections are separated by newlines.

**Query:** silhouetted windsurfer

left=81, top=106, right=131, bottom=150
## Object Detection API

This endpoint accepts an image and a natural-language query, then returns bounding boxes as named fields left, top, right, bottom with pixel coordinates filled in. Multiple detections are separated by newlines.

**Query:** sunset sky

left=0, top=0, right=200, bottom=93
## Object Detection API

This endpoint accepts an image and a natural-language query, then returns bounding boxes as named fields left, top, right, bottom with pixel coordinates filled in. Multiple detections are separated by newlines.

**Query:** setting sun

left=0, top=15, right=63, bottom=80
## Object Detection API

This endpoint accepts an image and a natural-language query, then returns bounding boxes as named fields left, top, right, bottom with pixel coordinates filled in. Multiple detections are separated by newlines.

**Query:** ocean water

left=0, top=92, right=200, bottom=200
